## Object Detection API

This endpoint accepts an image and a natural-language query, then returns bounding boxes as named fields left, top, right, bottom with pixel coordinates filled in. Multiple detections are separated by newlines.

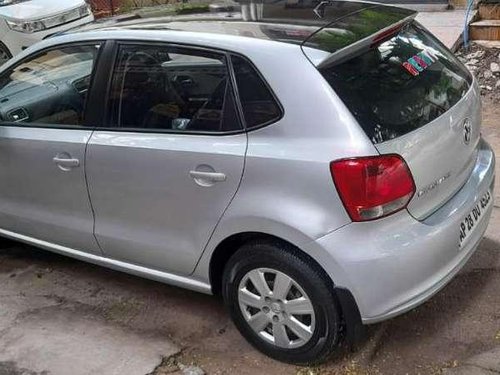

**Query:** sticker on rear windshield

left=402, top=50, right=437, bottom=76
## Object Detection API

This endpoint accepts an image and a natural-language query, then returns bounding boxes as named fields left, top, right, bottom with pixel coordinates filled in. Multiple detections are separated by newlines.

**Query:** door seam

left=84, top=130, right=105, bottom=255
left=189, top=131, right=249, bottom=276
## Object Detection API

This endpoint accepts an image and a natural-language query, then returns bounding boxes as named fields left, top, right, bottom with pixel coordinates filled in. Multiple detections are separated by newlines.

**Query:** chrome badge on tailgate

left=417, top=172, right=452, bottom=198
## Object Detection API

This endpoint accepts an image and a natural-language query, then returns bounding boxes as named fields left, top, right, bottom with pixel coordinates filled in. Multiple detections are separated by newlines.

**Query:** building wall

left=89, top=0, right=122, bottom=17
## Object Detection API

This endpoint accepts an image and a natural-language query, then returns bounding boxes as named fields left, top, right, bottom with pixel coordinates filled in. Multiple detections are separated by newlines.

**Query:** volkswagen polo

left=0, top=0, right=494, bottom=364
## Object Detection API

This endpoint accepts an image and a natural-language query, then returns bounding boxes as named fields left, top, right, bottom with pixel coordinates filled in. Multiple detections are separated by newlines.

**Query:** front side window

left=108, top=45, right=241, bottom=133
left=0, top=44, right=100, bottom=126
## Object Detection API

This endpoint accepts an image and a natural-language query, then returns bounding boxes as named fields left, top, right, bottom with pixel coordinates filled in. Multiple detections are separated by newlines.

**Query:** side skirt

left=0, top=227, right=212, bottom=294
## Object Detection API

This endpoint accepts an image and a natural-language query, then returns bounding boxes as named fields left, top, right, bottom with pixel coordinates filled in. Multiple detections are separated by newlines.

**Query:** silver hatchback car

left=0, top=0, right=495, bottom=364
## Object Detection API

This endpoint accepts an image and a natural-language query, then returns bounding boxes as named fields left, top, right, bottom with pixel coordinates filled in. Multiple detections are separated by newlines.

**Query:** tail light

left=330, top=155, right=415, bottom=222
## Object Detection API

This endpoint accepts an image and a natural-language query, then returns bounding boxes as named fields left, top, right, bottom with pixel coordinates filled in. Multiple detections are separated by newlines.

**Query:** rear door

left=86, top=43, right=246, bottom=275
left=0, top=43, right=102, bottom=253
left=320, top=22, right=478, bottom=219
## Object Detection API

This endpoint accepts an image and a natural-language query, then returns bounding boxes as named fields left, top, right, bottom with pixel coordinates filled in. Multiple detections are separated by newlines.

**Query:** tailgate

left=377, top=84, right=480, bottom=219
left=317, top=21, right=476, bottom=220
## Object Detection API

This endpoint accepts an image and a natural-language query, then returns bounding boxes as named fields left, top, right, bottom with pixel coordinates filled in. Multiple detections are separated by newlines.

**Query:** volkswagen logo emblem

left=463, top=118, right=471, bottom=145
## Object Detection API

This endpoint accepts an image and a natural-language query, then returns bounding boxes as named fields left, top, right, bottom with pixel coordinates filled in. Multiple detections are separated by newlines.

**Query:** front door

left=0, top=43, right=102, bottom=254
left=86, top=43, right=246, bottom=275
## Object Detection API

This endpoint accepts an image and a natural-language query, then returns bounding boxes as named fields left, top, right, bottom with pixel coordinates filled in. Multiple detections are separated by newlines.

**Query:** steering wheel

left=161, top=65, right=188, bottom=114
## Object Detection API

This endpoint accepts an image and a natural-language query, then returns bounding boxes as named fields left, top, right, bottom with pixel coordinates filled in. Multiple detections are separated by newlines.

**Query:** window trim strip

left=104, top=40, right=244, bottom=135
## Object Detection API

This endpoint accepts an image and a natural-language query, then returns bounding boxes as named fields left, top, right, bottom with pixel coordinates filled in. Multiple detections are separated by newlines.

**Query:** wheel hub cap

left=237, top=268, right=316, bottom=349
left=0, top=48, right=10, bottom=66
left=270, top=302, right=282, bottom=313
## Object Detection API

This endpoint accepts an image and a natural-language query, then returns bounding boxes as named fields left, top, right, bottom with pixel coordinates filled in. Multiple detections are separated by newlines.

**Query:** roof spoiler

left=299, top=2, right=417, bottom=68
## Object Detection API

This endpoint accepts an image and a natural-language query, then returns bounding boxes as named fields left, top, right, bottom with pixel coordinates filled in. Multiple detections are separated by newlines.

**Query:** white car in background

left=0, top=0, right=94, bottom=65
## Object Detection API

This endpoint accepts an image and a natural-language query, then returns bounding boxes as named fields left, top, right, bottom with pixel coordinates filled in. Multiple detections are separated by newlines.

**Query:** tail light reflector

left=330, top=155, right=415, bottom=221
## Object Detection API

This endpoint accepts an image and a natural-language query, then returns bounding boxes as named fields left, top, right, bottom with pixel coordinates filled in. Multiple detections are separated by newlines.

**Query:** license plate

left=459, top=190, right=492, bottom=248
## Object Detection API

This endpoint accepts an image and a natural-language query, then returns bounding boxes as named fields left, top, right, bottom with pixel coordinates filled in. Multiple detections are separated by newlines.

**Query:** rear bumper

left=307, top=138, right=495, bottom=323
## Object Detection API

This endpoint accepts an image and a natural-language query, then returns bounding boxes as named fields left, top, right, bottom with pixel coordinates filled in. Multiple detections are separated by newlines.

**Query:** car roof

left=58, top=0, right=415, bottom=56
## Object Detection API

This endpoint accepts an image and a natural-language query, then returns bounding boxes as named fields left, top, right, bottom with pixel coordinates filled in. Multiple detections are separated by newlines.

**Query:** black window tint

left=320, top=22, right=472, bottom=144
left=231, top=55, right=281, bottom=128
left=109, top=45, right=241, bottom=133
left=0, top=44, right=100, bottom=126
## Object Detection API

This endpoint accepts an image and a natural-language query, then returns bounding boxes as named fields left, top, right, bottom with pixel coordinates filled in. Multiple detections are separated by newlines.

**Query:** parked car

left=0, top=0, right=494, bottom=364
left=0, top=0, right=94, bottom=65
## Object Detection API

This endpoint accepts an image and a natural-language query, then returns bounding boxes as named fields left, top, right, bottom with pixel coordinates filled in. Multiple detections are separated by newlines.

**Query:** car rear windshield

left=320, top=21, right=472, bottom=144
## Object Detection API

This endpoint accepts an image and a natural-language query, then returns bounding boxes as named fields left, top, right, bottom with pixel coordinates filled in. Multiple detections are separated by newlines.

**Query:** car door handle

left=189, top=170, right=226, bottom=182
left=53, top=156, right=80, bottom=168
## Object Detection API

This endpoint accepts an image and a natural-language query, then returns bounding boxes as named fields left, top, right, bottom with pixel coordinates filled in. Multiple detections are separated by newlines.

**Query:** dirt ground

left=1, top=44, right=500, bottom=375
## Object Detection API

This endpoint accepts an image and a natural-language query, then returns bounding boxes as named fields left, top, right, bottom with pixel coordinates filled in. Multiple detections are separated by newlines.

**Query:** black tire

left=222, top=240, right=342, bottom=365
left=0, top=42, right=12, bottom=66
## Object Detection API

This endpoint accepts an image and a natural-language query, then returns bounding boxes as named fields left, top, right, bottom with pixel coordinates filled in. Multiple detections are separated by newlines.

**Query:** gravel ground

left=456, top=42, right=500, bottom=101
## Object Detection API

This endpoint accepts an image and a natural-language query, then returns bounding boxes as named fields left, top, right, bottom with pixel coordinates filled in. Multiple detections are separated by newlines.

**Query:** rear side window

left=108, top=44, right=241, bottom=133
left=231, top=55, right=281, bottom=129
left=320, top=22, right=472, bottom=144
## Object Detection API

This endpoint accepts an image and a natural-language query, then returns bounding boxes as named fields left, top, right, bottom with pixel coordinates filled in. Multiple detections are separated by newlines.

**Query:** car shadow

left=0, top=238, right=227, bottom=337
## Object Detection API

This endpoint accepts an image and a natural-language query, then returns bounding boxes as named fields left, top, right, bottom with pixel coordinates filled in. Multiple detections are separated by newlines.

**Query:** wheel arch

left=0, top=41, right=13, bottom=59
left=207, top=230, right=365, bottom=345
left=208, top=231, right=319, bottom=296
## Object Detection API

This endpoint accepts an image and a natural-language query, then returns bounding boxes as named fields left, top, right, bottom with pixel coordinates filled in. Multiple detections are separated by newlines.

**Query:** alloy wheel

left=238, top=268, right=316, bottom=349
left=0, top=45, right=11, bottom=67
